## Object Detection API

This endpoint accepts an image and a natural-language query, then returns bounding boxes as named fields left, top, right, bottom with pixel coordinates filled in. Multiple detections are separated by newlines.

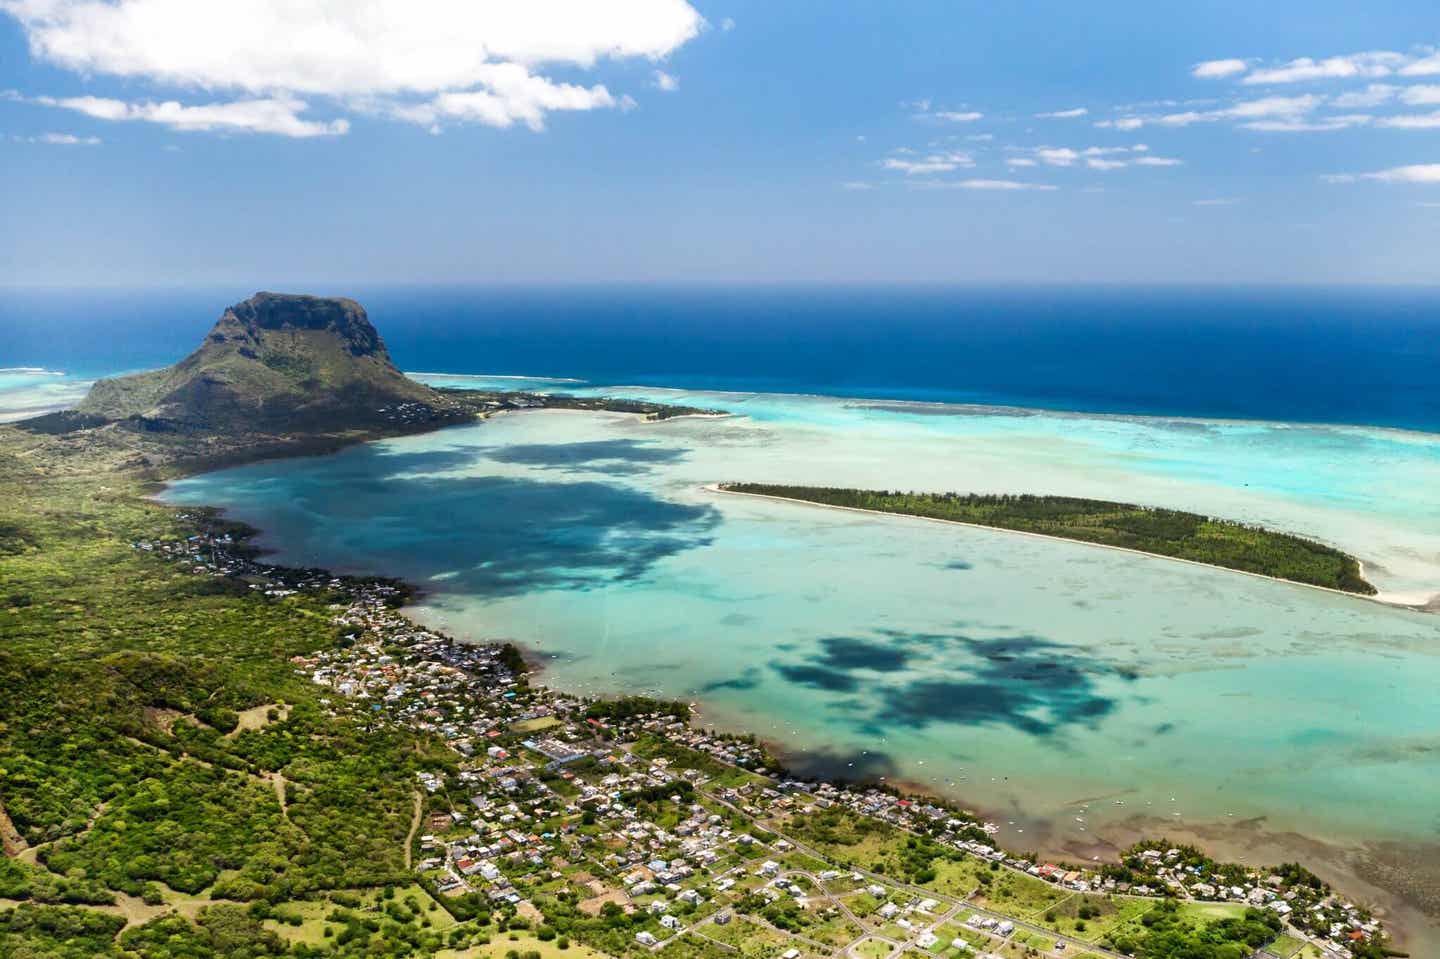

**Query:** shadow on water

left=171, top=441, right=722, bottom=598
left=767, top=629, right=1127, bottom=740
left=486, top=439, right=689, bottom=475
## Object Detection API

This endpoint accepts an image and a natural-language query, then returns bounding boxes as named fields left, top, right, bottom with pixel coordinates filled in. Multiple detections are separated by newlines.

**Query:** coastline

left=705, top=484, right=1431, bottom=611
left=125, top=403, right=1435, bottom=953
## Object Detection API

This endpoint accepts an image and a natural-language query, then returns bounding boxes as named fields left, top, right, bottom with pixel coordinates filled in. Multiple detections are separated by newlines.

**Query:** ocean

left=4, top=285, right=1440, bottom=431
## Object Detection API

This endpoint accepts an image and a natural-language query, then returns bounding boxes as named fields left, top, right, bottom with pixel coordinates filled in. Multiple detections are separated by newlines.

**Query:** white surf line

left=704, top=484, right=1427, bottom=612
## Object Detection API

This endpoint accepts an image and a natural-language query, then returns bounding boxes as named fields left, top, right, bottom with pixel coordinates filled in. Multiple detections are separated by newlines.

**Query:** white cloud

left=1035, top=107, right=1087, bottom=118
left=1376, top=111, right=1440, bottom=129
left=1361, top=163, right=1440, bottom=183
left=36, top=93, right=349, bottom=136
left=1400, top=85, right=1440, bottom=105
left=1243, top=114, right=1373, bottom=132
left=1331, top=84, right=1397, bottom=108
left=1, top=0, right=702, bottom=133
left=1035, top=147, right=1079, bottom=166
left=934, top=110, right=983, bottom=122
left=966, top=133, right=994, bottom=142
left=1095, top=117, right=1145, bottom=131
left=1196, top=49, right=1440, bottom=86
left=1019, top=143, right=1149, bottom=169
left=16, top=131, right=100, bottom=144
left=652, top=70, right=679, bottom=92
left=1243, top=52, right=1408, bottom=85
left=1401, top=53, right=1440, bottom=76
left=1192, top=59, right=1248, bottom=79
left=1223, top=94, right=1324, bottom=119
left=720, top=17, right=736, bottom=31
left=1133, top=156, right=1183, bottom=166
left=882, top=151, right=973, bottom=175
left=952, top=179, right=1057, bottom=191
left=840, top=180, right=874, bottom=190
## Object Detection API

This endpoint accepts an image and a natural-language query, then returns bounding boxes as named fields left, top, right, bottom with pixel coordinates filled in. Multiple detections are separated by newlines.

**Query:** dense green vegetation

left=0, top=444, right=456, bottom=955
left=1106, top=899, right=1281, bottom=959
left=583, top=696, right=692, bottom=724
left=721, top=485, right=1374, bottom=594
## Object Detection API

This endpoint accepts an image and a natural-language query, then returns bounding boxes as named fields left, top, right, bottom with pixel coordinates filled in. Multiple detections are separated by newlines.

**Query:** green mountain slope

left=76, top=292, right=444, bottom=431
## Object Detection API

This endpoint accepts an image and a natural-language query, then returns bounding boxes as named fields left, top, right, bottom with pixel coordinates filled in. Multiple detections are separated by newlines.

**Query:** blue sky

left=3, top=0, right=1440, bottom=285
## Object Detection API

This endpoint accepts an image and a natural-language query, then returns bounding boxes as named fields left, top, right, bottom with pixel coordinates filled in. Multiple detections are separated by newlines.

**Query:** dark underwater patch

left=815, top=636, right=911, bottom=672
left=772, top=662, right=860, bottom=693
left=873, top=633, right=1119, bottom=736
left=187, top=441, right=722, bottom=598
left=487, top=439, right=688, bottom=475
left=699, top=668, right=763, bottom=693
left=779, top=745, right=900, bottom=784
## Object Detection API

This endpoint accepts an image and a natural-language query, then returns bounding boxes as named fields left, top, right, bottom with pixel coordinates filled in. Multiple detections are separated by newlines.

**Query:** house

left=635, top=932, right=658, bottom=946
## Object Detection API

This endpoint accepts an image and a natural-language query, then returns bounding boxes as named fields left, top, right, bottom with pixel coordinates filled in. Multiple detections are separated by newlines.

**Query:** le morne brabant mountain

left=77, top=292, right=448, bottom=433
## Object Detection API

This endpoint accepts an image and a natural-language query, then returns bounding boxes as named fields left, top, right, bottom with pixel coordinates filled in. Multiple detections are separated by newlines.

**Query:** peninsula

left=0, top=295, right=1398, bottom=958
left=716, top=485, right=1376, bottom=596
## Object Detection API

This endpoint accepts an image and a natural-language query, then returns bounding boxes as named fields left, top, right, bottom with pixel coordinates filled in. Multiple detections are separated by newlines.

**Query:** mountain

left=75, top=292, right=451, bottom=432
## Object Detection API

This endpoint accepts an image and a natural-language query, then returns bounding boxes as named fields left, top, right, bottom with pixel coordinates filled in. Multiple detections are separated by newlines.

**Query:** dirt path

left=404, top=790, right=422, bottom=870
left=0, top=799, right=28, bottom=858
left=270, top=772, right=290, bottom=821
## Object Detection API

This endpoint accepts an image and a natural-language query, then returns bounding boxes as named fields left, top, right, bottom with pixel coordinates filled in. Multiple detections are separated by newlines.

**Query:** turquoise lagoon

left=0, top=367, right=90, bottom=422
left=162, top=381, right=1440, bottom=908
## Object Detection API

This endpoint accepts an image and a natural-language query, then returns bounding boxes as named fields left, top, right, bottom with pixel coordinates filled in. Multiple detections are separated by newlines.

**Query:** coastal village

left=133, top=523, right=1390, bottom=959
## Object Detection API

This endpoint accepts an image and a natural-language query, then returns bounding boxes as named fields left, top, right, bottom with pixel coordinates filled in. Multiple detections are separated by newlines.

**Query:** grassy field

left=438, top=930, right=614, bottom=959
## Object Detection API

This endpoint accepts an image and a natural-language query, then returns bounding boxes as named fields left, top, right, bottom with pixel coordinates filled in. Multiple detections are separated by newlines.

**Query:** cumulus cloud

left=882, top=150, right=974, bottom=175
left=1192, top=59, right=1248, bottom=79
left=1400, top=85, right=1440, bottom=105
left=1020, top=144, right=1151, bottom=169
left=1095, top=117, right=1145, bottom=131
left=1035, top=107, right=1087, bottom=118
left=1375, top=111, right=1440, bottom=129
left=1133, top=156, right=1183, bottom=166
left=33, top=93, right=349, bottom=136
left=652, top=70, right=679, bottom=91
left=1035, top=147, right=1080, bottom=166
left=15, top=130, right=100, bottom=144
left=0, top=0, right=703, bottom=135
left=1193, top=49, right=1440, bottom=86
left=1329, top=163, right=1440, bottom=184
left=952, top=178, right=1057, bottom=191
left=934, top=110, right=984, bottom=122
left=1244, top=52, right=1407, bottom=85
left=1331, top=84, right=1397, bottom=108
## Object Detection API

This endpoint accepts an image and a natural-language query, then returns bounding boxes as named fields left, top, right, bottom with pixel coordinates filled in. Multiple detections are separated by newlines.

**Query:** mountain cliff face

left=77, top=293, right=448, bottom=432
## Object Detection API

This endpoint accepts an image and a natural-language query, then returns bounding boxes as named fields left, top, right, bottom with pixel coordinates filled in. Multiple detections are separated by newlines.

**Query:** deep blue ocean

left=3, top=285, right=1439, bottom=432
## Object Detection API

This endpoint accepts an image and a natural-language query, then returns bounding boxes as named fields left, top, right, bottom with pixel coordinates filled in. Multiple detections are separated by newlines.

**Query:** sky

left=3, top=0, right=1440, bottom=286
